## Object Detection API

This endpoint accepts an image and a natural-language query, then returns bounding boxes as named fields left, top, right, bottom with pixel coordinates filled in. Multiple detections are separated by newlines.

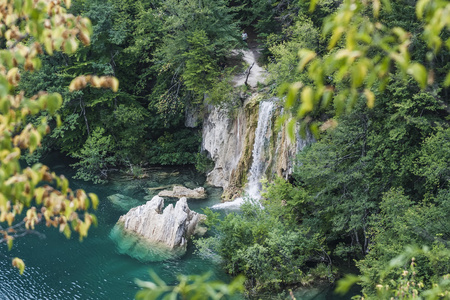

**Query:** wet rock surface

left=158, top=186, right=207, bottom=199
left=116, top=196, right=206, bottom=257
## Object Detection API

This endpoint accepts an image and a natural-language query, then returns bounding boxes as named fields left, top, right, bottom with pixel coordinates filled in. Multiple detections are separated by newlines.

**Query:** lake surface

left=1, top=154, right=356, bottom=299
left=0, top=155, right=228, bottom=300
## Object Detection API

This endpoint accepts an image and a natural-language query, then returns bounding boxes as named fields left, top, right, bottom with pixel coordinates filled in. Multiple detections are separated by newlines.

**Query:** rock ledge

left=158, top=186, right=206, bottom=199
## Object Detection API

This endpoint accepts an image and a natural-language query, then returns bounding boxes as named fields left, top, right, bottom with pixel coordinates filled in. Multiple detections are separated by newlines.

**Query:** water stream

left=212, top=100, right=275, bottom=210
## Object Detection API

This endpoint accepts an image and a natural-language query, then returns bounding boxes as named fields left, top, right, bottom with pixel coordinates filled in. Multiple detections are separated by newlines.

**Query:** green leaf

left=310, top=122, right=319, bottom=139
left=321, top=89, right=334, bottom=109
left=286, top=82, right=302, bottom=109
left=46, top=93, right=63, bottom=115
left=335, top=274, right=360, bottom=295
left=444, top=72, right=450, bottom=87
left=381, top=0, right=392, bottom=12
left=287, top=119, right=296, bottom=141
left=416, top=0, right=428, bottom=19
left=29, top=131, right=41, bottom=153
left=309, top=0, right=319, bottom=13
left=7, top=237, right=13, bottom=251
left=63, top=225, right=71, bottom=239
left=61, top=176, right=69, bottom=195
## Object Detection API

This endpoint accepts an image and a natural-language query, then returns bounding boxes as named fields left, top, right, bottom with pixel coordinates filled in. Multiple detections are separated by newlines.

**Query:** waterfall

left=212, top=100, right=275, bottom=209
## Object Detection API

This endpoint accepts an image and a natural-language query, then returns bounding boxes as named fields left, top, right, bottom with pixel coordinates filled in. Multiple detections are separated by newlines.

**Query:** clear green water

left=0, top=156, right=229, bottom=299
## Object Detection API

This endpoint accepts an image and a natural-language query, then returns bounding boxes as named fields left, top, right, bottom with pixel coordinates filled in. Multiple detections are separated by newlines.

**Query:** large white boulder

left=114, top=196, right=205, bottom=260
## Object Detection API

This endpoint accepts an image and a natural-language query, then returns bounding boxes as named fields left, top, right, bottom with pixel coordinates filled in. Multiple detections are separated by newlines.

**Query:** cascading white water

left=247, top=101, right=275, bottom=199
left=212, top=101, right=275, bottom=209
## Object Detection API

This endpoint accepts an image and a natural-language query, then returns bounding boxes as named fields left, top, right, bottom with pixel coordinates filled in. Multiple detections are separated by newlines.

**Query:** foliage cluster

left=194, top=0, right=450, bottom=297
left=196, top=195, right=329, bottom=295
left=21, top=0, right=242, bottom=182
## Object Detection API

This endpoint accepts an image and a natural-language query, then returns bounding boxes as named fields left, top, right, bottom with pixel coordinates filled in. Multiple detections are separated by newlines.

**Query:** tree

left=0, top=0, right=117, bottom=273
left=283, top=0, right=449, bottom=134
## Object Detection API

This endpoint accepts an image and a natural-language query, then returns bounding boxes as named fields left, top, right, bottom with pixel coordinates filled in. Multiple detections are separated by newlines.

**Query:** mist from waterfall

left=212, top=100, right=275, bottom=209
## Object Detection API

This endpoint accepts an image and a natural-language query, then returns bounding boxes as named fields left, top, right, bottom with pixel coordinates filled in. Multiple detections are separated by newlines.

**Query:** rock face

left=158, top=186, right=206, bottom=199
left=117, top=196, right=205, bottom=254
left=202, top=95, right=259, bottom=192
left=201, top=94, right=314, bottom=201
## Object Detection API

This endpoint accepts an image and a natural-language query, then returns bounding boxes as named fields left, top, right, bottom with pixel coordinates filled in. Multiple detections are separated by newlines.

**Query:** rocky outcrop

left=158, top=186, right=206, bottom=199
left=201, top=94, right=314, bottom=201
left=117, top=196, right=205, bottom=256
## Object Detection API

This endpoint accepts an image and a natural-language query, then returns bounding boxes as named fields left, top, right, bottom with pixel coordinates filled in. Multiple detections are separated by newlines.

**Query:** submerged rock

left=158, top=186, right=206, bottom=199
left=107, top=194, right=142, bottom=211
left=112, top=196, right=205, bottom=261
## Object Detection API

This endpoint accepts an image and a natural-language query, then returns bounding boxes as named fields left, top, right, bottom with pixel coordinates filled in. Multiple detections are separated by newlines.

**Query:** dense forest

left=1, top=0, right=449, bottom=299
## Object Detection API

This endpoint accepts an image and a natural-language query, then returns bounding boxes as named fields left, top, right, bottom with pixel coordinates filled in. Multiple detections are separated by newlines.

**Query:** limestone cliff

left=201, top=94, right=259, bottom=199
left=201, top=94, right=314, bottom=201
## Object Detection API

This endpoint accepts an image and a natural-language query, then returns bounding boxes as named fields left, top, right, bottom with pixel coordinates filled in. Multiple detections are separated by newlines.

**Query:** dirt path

left=232, top=30, right=267, bottom=88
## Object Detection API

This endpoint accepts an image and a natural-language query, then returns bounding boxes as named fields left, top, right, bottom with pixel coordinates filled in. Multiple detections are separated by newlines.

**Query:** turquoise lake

left=0, top=155, right=355, bottom=299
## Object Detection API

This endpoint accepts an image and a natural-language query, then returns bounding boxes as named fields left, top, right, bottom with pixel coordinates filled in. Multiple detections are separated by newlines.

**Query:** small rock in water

left=158, top=185, right=207, bottom=199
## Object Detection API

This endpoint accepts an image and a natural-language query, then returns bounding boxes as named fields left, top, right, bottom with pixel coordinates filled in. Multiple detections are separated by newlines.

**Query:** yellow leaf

left=407, top=63, right=427, bottom=89
left=0, top=193, right=7, bottom=209
left=89, top=193, right=99, bottom=210
left=110, top=77, right=119, bottom=92
left=56, top=115, right=62, bottom=127
left=329, top=27, right=344, bottom=49
left=416, top=0, right=428, bottom=19
left=352, top=61, right=368, bottom=88
left=373, top=0, right=380, bottom=18
left=90, top=214, right=98, bottom=227
left=364, top=89, right=375, bottom=108
left=12, top=257, right=25, bottom=275
left=298, top=87, right=314, bottom=117
left=29, top=130, right=41, bottom=153
left=392, top=27, right=408, bottom=41
left=6, top=212, right=14, bottom=226
left=46, top=93, right=62, bottom=115
left=298, top=49, right=316, bottom=71
left=381, top=0, right=391, bottom=12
